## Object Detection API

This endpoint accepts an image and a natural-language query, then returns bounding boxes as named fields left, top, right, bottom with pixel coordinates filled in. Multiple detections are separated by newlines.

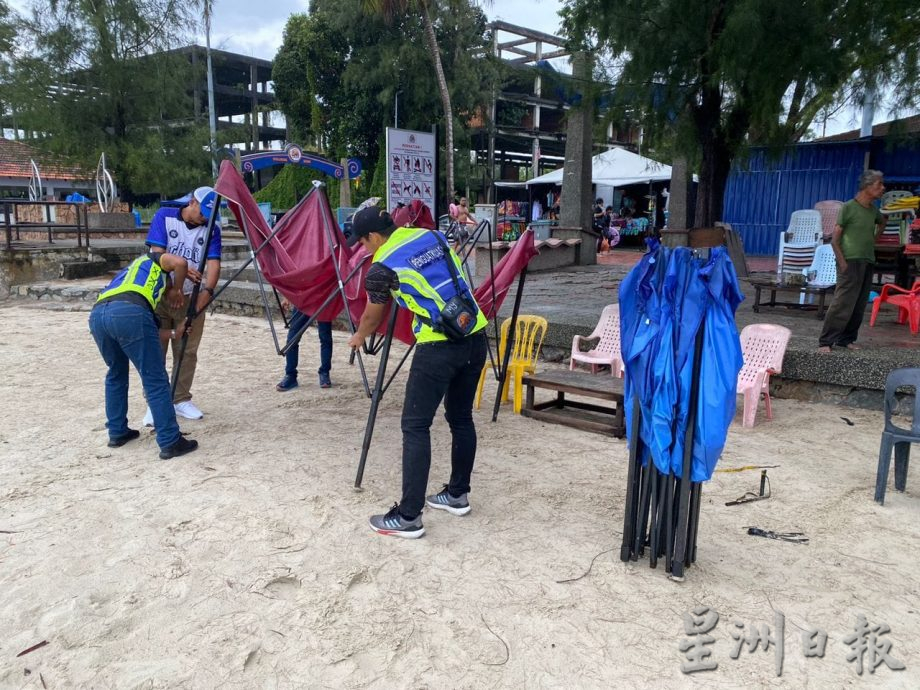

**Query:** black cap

left=346, top=206, right=396, bottom=246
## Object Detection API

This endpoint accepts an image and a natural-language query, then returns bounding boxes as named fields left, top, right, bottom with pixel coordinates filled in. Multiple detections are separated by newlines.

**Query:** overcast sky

left=7, top=0, right=566, bottom=61
left=6, top=0, right=908, bottom=137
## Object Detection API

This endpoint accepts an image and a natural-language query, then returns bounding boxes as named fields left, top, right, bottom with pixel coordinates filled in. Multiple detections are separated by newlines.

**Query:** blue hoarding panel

left=871, top=138, right=920, bottom=185
left=723, top=142, right=867, bottom=255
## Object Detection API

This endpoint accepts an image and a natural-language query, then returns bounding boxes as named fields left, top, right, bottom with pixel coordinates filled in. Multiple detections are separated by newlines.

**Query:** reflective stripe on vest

left=97, top=255, right=166, bottom=309
left=373, top=227, right=487, bottom=343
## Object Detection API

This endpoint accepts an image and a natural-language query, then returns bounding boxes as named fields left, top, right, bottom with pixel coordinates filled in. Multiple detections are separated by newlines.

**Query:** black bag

left=427, top=233, right=478, bottom=341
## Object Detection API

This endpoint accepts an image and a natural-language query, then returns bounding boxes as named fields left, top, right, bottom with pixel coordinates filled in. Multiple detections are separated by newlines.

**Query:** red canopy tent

left=214, top=161, right=538, bottom=346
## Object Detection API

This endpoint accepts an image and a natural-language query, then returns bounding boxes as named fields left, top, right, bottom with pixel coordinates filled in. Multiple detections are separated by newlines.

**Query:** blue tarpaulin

left=620, top=242, right=744, bottom=481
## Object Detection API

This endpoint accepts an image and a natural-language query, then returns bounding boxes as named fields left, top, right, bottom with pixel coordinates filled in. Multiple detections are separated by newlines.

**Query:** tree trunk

left=691, top=82, right=729, bottom=228
left=693, top=139, right=732, bottom=228
left=420, top=5, right=453, bottom=211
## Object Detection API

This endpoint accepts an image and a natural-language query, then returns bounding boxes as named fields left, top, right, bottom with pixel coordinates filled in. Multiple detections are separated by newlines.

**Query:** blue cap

left=193, top=186, right=217, bottom=221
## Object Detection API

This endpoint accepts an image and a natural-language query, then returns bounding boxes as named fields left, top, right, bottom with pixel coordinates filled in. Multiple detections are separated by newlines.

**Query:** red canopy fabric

left=214, top=161, right=360, bottom=323
left=391, top=200, right=436, bottom=230
left=214, top=161, right=539, bottom=345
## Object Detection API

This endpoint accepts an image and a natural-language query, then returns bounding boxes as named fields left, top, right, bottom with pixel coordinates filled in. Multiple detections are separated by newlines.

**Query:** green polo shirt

left=837, top=199, right=883, bottom=261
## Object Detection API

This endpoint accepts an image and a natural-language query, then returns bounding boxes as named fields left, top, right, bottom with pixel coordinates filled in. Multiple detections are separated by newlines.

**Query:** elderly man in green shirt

left=818, top=169, right=886, bottom=353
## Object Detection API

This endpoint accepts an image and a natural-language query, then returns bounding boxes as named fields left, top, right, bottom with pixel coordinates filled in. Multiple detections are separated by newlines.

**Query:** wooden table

left=521, top=369, right=626, bottom=438
left=747, top=276, right=835, bottom=319
left=874, top=240, right=913, bottom=288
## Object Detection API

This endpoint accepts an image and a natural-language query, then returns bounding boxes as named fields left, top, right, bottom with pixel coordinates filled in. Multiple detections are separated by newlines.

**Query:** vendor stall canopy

left=526, top=147, right=696, bottom=188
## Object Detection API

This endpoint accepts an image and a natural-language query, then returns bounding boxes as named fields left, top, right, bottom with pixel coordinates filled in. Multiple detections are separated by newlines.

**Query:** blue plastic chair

left=874, top=368, right=920, bottom=504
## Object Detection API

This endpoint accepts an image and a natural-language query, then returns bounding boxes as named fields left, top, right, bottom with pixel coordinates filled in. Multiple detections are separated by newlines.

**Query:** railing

left=2, top=200, right=91, bottom=251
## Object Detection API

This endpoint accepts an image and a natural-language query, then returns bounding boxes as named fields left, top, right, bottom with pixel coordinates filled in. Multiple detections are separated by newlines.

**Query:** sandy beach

left=1, top=302, right=918, bottom=688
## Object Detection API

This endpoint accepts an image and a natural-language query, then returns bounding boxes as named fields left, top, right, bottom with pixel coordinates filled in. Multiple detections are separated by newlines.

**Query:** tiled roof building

left=0, top=138, right=93, bottom=198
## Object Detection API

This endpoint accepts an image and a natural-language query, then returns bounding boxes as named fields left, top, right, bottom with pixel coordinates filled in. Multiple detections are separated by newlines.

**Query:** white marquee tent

left=526, top=146, right=680, bottom=188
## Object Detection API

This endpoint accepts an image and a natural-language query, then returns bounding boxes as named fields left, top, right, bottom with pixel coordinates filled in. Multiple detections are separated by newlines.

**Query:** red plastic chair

left=869, top=280, right=920, bottom=336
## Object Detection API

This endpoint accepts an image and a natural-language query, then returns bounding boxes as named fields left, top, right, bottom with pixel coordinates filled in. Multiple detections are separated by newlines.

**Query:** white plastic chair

left=570, top=304, right=624, bottom=376
left=737, top=324, right=792, bottom=428
left=803, top=244, right=838, bottom=287
left=777, top=210, right=822, bottom=276
left=798, top=244, right=837, bottom=305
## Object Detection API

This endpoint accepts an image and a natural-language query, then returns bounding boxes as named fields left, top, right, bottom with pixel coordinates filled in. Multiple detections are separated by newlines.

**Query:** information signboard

left=385, top=127, right=436, bottom=219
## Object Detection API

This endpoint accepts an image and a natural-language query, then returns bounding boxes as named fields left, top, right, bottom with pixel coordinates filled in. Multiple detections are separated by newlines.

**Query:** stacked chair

left=777, top=210, right=822, bottom=277
left=814, top=200, right=844, bottom=242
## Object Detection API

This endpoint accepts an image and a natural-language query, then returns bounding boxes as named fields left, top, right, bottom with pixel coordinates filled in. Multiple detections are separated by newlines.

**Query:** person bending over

left=347, top=205, right=488, bottom=539
left=89, top=251, right=200, bottom=459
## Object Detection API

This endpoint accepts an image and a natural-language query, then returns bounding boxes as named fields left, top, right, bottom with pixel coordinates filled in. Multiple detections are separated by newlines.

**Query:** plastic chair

left=802, top=244, right=838, bottom=287
left=882, top=190, right=914, bottom=208
left=570, top=304, right=624, bottom=376
left=736, top=324, right=791, bottom=428
left=814, top=200, right=843, bottom=241
left=777, top=210, right=822, bottom=276
left=869, top=279, right=920, bottom=335
left=798, top=244, right=837, bottom=306
left=874, top=368, right=920, bottom=504
left=474, top=315, right=548, bottom=414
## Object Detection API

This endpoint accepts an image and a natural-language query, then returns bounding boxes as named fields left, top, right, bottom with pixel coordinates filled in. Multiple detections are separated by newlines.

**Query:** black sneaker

left=425, top=485, right=471, bottom=516
left=369, top=503, right=425, bottom=539
left=276, top=375, right=298, bottom=392
left=107, top=428, right=140, bottom=448
left=159, top=436, right=199, bottom=460
left=318, top=371, right=332, bottom=389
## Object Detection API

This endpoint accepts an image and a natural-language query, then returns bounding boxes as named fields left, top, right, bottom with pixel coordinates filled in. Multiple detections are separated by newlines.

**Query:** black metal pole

left=354, top=302, right=400, bottom=489
left=687, top=482, right=702, bottom=566
left=620, top=396, right=642, bottom=561
left=648, top=466, right=662, bottom=566
left=670, top=322, right=706, bottom=579
left=491, top=266, right=528, bottom=423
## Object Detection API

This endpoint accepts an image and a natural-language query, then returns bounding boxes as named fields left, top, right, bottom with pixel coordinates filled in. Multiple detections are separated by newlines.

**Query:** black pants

left=399, top=331, right=488, bottom=519
left=818, top=260, right=874, bottom=348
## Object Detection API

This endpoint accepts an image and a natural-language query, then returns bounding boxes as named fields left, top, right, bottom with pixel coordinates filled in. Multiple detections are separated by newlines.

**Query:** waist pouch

left=434, top=295, right=478, bottom=341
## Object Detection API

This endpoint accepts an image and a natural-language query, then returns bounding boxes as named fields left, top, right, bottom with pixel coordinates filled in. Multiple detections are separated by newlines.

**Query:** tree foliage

left=272, top=0, right=494, bottom=208
left=562, top=0, right=920, bottom=226
left=6, top=0, right=213, bottom=199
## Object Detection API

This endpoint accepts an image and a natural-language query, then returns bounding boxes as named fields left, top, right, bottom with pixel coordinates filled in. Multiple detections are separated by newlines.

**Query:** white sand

left=1, top=302, right=918, bottom=688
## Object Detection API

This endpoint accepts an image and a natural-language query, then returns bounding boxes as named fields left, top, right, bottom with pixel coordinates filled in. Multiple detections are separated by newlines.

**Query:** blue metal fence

left=723, top=142, right=867, bottom=255
left=871, top=138, right=920, bottom=186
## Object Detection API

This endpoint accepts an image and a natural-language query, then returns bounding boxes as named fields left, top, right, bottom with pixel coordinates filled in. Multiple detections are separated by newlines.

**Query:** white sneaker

left=174, top=401, right=204, bottom=420
left=142, top=406, right=154, bottom=427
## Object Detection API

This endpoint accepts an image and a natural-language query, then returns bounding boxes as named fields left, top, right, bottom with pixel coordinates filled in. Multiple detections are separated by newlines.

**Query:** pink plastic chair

left=737, top=324, right=792, bottom=428
left=570, top=304, right=624, bottom=376
left=814, top=200, right=843, bottom=241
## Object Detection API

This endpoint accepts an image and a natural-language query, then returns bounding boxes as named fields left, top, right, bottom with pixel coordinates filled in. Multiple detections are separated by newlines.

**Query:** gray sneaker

left=425, top=485, right=471, bottom=516
left=369, top=504, right=425, bottom=539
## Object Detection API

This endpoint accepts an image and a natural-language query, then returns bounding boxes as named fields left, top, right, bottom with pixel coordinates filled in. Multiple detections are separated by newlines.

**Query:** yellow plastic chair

left=475, top=315, right=548, bottom=414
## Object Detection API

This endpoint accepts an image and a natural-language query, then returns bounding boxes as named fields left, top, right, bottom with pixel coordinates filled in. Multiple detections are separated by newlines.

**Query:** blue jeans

left=399, top=331, right=488, bottom=519
left=285, top=307, right=333, bottom=378
left=89, top=300, right=181, bottom=450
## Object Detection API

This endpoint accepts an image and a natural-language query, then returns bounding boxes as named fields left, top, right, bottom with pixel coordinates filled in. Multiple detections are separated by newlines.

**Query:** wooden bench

left=747, top=275, right=834, bottom=319
left=521, top=369, right=626, bottom=438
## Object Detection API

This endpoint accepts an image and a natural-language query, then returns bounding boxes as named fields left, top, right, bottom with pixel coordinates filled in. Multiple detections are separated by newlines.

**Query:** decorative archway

left=241, top=143, right=362, bottom=179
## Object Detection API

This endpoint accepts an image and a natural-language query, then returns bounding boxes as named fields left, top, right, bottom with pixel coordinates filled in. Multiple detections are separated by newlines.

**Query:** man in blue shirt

left=143, top=186, right=222, bottom=423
